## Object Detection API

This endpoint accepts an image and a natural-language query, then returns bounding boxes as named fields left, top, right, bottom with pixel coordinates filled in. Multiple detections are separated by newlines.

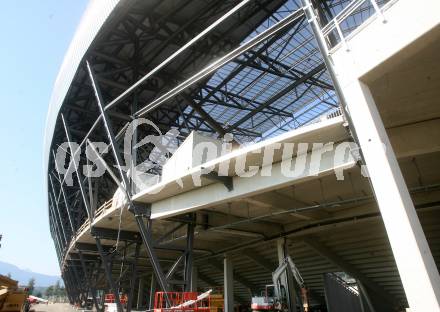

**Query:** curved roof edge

left=43, top=0, right=121, bottom=195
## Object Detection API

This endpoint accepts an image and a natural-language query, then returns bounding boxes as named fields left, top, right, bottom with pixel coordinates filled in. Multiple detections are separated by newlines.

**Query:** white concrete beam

left=133, top=117, right=348, bottom=204
left=389, top=119, right=440, bottom=158
left=150, top=143, right=356, bottom=219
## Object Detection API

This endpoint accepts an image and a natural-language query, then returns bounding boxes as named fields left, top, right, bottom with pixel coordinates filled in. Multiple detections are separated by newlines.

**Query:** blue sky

left=0, top=1, right=88, bottom=276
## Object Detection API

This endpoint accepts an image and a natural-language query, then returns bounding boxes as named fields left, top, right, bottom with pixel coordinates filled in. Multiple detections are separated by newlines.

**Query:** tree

left=27, top=278, right=35, bottom=295
left=43, top=281, right=67, bottom=303
left=45, top=286, right=54, bottom=297
left=59, top=286, right=66, bottom=297
left=54, top=280, right=61, bottom=296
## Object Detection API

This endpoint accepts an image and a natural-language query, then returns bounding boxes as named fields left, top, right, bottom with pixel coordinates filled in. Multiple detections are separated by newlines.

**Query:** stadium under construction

left=45, top=0, right=440, bottom=311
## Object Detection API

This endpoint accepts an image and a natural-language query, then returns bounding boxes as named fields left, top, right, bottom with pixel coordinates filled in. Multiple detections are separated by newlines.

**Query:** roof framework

left=48, top=0, right=343, bottom=228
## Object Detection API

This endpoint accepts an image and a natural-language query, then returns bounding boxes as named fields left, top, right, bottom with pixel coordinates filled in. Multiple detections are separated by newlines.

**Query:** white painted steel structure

left=45, top=0, right=440, bottom=311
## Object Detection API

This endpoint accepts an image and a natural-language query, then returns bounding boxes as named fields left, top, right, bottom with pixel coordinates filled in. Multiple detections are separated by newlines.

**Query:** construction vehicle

left=251, top=256, right=309, bottom=312
left=0, top=274, right=29, bottom=312
left=0, top=235, right=29, bottom=312
left=209, top=293, right=224, bottom=312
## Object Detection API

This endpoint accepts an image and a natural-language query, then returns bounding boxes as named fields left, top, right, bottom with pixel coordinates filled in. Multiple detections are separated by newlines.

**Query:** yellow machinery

left=210, top=293, right=224, bottom=312
left=0, top=274, right=29, bottom=312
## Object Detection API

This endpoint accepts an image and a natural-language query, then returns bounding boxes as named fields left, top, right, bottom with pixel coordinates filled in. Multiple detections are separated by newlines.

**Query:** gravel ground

left=30, top=303, right=78, bottom=312
left=30, top=302, right=145, bottom=311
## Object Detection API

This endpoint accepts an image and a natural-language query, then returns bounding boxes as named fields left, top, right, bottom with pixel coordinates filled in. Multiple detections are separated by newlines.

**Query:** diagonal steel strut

left=87, top=62, right=170, bottom=298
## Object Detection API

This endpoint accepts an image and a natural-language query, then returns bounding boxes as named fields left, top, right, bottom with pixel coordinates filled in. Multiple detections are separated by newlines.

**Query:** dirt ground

left=30, top=303, right=78, bottom=312
left=30, top=302, right=144, bottom=311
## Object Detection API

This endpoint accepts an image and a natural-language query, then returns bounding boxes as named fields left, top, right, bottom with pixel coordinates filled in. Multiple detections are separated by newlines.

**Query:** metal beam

left=186, top=13, right=304, bottom=118
left=66, top=267, right=82, bottom=305
left=105, top=0, right=254, bottom=111
left=127, top=242, right=141, bottom=312
left=87, top=61, right=170, bottom=295
left=133, top=213, right=170, bottom=294
left=68, top=254, right=101, bottom=261
left=78, top=250, right=100, bottom=311
left=52, top=150, right=76, bottom=232
left=148, top=275, right=156, bottom=310
left=181, top=93, right=226, bottom=136
left=226, top=62, right=326, bottom=131
left=91, top=227, right=142, bottom=243
left=184, top=219, right=195, bottom=291
left=202, top=172, right=233, bottom=192
left=48, top=194, right=68, bottom=246
left=155, top=223, right=186, bottom=245
left=76, top=242, right=113, bottom=253
left=61, top=114, right=93, bottom=221
left=95, top=237, right=123, bottom=312
left=86, top=61, right=130, bottom=191
left=135, top=9, right=305, bottom=117
left=250, top=51, right=334, bottom=90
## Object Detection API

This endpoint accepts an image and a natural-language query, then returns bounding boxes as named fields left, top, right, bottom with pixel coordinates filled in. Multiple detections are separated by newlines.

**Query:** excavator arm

left=272, top=260, right=288, bottom=300
left=271, top=256, right=309, bottom=312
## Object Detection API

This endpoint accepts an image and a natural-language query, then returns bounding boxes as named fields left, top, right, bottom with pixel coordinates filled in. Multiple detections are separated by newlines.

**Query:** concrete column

left=191, top=266, right=198, bottom=292
left=224, top=254, right=234, bottom=312
left=277, top=238, right=296, bottom=312
left=149, top=274, right=156, bottom=310
left=136, top=278, right=144, bottom=310
left=341, top=80, right=440, bottom=311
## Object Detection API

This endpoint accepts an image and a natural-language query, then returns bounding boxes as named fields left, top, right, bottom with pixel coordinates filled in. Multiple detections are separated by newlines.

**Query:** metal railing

left=71, top=199, right=113, bottom=241
left=318, top=0, right=391, bottom=53
left=62, top=199, right=113, bottom=266
left=94, top=199, right=113, bottom=220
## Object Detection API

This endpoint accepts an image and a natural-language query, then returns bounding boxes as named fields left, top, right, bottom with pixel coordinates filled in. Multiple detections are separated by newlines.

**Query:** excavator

left=251, top=256, right=309, bottom=312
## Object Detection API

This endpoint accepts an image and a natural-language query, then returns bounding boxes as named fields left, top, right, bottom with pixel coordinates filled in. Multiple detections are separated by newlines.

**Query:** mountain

left=0, top=261, right=61, bottom=287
